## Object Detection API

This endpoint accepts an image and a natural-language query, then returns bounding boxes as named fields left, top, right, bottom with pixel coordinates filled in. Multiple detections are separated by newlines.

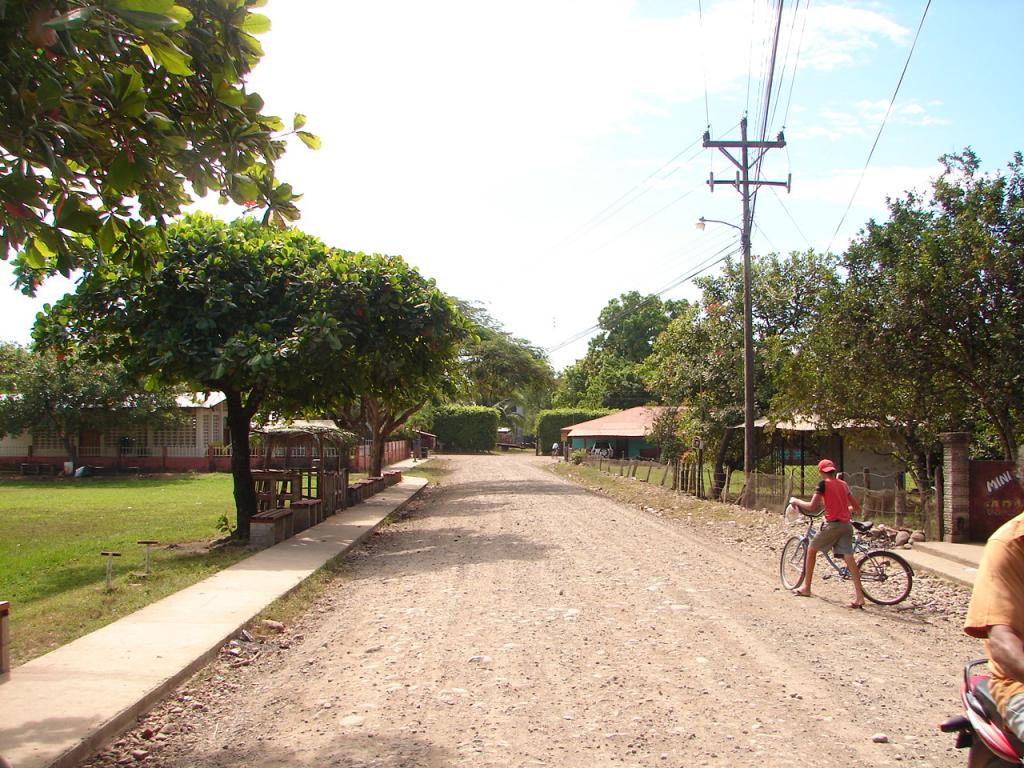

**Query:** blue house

left=561, top=406, right=672, bottom=459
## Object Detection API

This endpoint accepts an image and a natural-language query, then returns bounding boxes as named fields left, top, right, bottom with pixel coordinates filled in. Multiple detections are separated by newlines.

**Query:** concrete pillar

left=1, top=601, right=9, bottom=679
left=940, top=432, right=971, bottom=543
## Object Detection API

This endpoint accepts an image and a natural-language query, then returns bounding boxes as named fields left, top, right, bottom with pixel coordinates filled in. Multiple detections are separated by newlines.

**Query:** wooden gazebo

left=250, top=420, right=358, bottom=521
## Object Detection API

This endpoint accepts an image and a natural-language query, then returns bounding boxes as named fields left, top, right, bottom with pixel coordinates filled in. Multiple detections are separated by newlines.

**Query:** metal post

left=702, top=117, right=789, bottom=506
left=138, top=540, right=159, bottom=575
left=101, top=551, right=121, bottom=590
left=739, top=118, right=756, bottom=502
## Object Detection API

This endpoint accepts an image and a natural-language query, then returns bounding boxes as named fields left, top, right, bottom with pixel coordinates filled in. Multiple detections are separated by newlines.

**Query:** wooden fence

left=575, top=457, right=937, bottom=534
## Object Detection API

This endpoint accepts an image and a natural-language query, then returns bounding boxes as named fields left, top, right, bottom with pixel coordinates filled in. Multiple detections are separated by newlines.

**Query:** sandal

left=848, top=601, right=864, bottom=610
left=792, top=590, right=811, bottom=598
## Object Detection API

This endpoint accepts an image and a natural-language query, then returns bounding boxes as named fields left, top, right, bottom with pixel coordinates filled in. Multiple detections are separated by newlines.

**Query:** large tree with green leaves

left=297, top=255, right=471, bottom=478
left=456, top=301, right=554, bottom=418
left=776, top=149, right=1024, bottom=475
left=644, top=251, right=838, bottom=495
left=553, top=291, right=680, bottom=409
left=34, top=214, right=370, bottom=539
left=0, top=341, right=30, bottom=392
left=0, top=349, right=180, bottom=465
left=1, top=0, right=316, bottom=289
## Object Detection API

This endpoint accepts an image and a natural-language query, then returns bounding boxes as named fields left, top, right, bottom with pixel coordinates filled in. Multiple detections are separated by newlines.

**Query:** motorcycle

left=940, top=658, right=1024, bottom=766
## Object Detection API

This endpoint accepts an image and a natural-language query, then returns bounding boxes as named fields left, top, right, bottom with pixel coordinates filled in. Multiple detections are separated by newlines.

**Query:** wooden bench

left=20, top=462, right=56, bottom=475
left=347, top=480, right=370, bottom=506
left=250, top=507, right=294, bottom=549
left=289, top=499, right=323, bottom=532
left=1, top=601, right=9, bottom=680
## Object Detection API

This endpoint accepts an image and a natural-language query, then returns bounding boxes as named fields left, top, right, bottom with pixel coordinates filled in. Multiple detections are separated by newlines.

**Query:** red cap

left=817, top=458, right=837, bottom=474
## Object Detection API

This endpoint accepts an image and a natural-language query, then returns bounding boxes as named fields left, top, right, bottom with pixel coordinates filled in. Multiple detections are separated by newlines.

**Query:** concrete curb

left=897, top=547, right=978, bottom=588
left=0, top=477, right=427, bottom=768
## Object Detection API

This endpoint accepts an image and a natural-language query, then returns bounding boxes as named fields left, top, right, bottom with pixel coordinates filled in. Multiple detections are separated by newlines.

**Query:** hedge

left=431, top=405, right=500, bottom=452
left=535, top=408, right=612, bottom=452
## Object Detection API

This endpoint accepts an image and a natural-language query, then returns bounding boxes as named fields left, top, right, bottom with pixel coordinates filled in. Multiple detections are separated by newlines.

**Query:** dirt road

left=92, top=454, right=981, bottom=767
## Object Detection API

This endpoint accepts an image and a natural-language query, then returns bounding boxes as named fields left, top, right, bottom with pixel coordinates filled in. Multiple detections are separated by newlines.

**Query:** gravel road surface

left=85, top=454, right=981, bottom=768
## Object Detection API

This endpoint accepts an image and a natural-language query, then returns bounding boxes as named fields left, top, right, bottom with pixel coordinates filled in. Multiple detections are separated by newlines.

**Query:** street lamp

left=695, top=216, right=740, bottom=233
left=696, top=214, right=756, bottom=505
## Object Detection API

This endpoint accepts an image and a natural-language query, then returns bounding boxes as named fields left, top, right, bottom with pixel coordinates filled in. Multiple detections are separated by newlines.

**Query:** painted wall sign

left=969, top=460, right=1024, bottom=541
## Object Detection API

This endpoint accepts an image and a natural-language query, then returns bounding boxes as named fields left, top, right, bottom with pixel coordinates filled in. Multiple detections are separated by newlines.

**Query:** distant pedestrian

left=551, top=442, right=560, bottom=458
left=788, top=458, right=866, bottom=609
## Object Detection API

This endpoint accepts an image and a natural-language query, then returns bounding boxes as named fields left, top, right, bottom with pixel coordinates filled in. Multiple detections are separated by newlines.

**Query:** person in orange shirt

left=788, top=458, right=866, bottom=609
left=964, top=454, right=1024, bottom=745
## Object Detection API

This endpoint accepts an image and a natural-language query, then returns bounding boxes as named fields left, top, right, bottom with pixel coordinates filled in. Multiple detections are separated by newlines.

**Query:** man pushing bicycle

left=788, top=458, right=866, bottom=609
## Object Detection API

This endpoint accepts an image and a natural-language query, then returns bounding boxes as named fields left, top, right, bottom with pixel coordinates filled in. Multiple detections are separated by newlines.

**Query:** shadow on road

left=350, top=523, right=554, bottom=580
left=178, top=731, right=453, bottom=767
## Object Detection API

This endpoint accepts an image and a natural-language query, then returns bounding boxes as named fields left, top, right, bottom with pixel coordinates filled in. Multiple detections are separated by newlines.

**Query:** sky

left=2, top=0, right=1021, bottom=371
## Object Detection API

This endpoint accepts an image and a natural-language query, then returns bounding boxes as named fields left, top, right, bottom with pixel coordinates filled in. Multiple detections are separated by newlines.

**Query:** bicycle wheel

left=780, top=536, right=807, bottom=590
left=856, top=551, right=913, bottom=605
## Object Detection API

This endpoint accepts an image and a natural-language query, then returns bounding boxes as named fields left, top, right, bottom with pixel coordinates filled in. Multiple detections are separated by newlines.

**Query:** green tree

left=776, top=149, right=1024, bottom=476
left=456, top=301, right=554, bottom=411
left=34, top=215, right=367, bottom=539
left=553, top=291, right=679, bottom=409
left=593, top=290, right=682, bottom=363
left=644, top=251, right=837, bottom=495
left=299, top=255, right=470, bottom=478
left=0, top=341, right=31, bottom=392
left=1, top=0, right=316, bottom=289
left=0, top=349, right=179, bottom=465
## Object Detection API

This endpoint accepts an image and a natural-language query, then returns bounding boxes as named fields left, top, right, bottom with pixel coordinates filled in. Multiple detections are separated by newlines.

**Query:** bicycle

left=779, top=510, right=914, bottom=605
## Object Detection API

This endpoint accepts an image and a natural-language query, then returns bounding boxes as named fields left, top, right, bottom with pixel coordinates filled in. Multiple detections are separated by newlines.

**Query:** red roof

left=561, top=406, right=675, bottom=439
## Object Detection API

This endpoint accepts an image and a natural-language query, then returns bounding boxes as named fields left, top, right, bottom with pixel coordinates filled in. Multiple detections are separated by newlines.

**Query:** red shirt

left=816, top=476, right=853, bottom=522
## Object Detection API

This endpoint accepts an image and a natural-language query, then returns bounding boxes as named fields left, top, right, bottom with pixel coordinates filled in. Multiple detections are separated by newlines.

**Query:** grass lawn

left=1, top=473, right=248, bottom=666
left=2, top=460, right=452, bottom=667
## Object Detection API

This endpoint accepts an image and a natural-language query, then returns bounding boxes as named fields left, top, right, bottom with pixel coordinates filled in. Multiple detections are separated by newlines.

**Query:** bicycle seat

left=852, top=521, right=873, bottom=533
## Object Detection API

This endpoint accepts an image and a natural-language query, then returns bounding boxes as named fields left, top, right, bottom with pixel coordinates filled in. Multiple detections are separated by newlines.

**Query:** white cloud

left=792, top=163, right=941, bottom=209
left=796, top=5, right=908, bottom=70
left=0, top=0, right=946, bottom=370
left=789, top=97, right=948, bottom=141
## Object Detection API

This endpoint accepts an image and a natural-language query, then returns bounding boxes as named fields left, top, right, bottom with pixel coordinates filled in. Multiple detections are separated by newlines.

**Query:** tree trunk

left=710, top=428, right=734, bottom=500
left=225, top=390, right=257, bottom=541
left=61, top=431, right=78, bottom=468
left=369, top=430, right=386, bottom=479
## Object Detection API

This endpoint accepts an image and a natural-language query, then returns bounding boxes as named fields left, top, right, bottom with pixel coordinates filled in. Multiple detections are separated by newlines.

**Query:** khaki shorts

left=811, top=520, right=855, bottom=557
left=1007, top=692, right=1024, bottom=742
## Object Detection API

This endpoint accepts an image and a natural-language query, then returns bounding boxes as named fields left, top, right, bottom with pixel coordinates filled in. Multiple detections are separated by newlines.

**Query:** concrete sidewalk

left=0, top=476, right=427, bottom=768
left=897, top=540, right=984, bottom=588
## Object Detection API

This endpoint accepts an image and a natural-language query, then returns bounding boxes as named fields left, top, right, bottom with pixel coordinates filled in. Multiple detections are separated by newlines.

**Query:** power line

left=770, top=186, right=813, bottom=250
left=547, top=139, right=703, bottom=254
left=825, top=0, right=932, bottom=254
left=546, top=242, right=741, bottom=355
left=698, top=0, right=711, bottom=130
left=776, top=0, right=809, bottom=134
left=585, top=186, right=697, bottom=258
left=751, top=0, right=787, bottom=222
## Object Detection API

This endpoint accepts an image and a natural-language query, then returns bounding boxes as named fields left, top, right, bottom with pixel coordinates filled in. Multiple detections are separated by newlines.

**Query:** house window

left=32, top=427, right=66, bottom=450
left=109, top=425, right=148, bottom=455
left=153, top=417, right=197, bottom=448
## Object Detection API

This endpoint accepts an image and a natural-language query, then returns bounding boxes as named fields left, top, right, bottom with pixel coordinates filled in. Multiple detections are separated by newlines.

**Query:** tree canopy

left=0, top=348, right=180, bottom=464
left=34, top=214, right=392, bottom=537
left=298, top=255, right=471, bottom=477
left=456, top=301, right=553, bottom=408
left=775, top=149, right=1024, bottom=472
left=553, top=291, right=680, bottom=409
left=642, top=251, right=836, bottom=492
left=0, top=0, right=315, bottom=290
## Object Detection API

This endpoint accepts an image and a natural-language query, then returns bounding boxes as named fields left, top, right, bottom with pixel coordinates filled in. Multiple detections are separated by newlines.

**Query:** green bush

left=432, top=405, right=500, bottom=451
left=570, top=449, right=587, bottom=465
left=535, top=408, right=612, bottom=451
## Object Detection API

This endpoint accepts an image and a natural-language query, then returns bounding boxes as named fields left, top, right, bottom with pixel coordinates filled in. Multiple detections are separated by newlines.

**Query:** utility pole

left=703, top=117, right=789, bottom=506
